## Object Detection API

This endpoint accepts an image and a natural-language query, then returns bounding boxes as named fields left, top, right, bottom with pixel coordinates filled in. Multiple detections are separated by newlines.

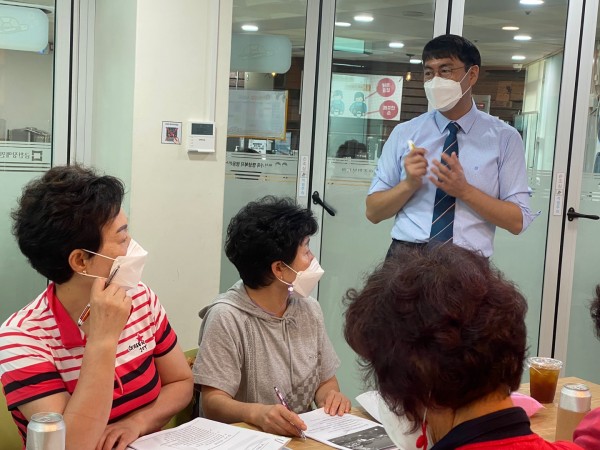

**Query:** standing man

left=366, top=34, right=536, bottom=257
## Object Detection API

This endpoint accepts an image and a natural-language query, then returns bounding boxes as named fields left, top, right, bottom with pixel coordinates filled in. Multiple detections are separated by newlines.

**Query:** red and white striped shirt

left=0, top=282, right=177, bottom=445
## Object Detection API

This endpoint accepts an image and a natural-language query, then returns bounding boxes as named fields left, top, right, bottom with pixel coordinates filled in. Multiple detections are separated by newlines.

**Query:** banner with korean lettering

left=329, top=74, right=403, bottom=121
left=0, top=142, right=51, bottom=172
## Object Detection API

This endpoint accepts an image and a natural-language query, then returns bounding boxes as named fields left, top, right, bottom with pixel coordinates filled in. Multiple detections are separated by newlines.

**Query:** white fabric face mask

left=82, top=239, right=148, bottom=294
left=281, top=258, right=325, bottom=298
left=378, top=396, right=432, bottom=450
left=423, top=68, right=471, bottom=112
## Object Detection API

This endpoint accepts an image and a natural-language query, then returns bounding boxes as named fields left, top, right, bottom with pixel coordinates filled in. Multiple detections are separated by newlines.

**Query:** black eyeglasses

left=423, top=66, right=466, bottom=81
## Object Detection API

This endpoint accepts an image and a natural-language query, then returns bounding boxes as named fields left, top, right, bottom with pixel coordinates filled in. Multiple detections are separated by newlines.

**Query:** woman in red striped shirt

left=0, top=165, right=193, bottom=450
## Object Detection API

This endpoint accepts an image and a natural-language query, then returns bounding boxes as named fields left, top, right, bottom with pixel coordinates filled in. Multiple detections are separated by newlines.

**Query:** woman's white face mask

left=81, top=239, right=148, bottom=295
left=378, top=396, right=431, bottom=450
left=423, top=67, right=472, bottom=112
left=280, top=258, right=324, bottom=298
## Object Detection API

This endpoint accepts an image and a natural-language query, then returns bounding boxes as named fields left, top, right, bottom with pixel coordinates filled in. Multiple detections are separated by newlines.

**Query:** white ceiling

left=232, top=0, right=582, bottom=67
left=5, top=0, right=587, bottom=65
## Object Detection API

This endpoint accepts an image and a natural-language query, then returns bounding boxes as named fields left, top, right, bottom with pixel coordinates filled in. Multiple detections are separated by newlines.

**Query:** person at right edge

left=572, top=285, right=600, bottom=448
left=366, top=34, right=537, bottom=258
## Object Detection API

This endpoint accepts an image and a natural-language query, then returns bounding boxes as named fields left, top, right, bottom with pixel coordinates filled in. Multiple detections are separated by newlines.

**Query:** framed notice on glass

left=227, top=89, right=288, bottom=139
left=330, top=74, right=403, bottom=121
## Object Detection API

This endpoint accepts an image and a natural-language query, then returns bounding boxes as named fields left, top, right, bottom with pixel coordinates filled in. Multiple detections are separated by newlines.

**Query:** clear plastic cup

left=528, top=356, right=563, bottom=403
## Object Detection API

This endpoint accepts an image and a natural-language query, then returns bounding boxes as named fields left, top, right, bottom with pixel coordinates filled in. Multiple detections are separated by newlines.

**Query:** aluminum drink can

left=555, top=383, right=592, bottom=441
left=26, top=412, right=65, bottom=450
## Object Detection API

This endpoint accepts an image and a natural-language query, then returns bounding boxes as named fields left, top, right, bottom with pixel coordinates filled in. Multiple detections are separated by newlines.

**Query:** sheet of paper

left=127, top=417, right=289, bottom=450
left=299, top=408, right=397, bottom=450
left=355, top=391, right=383, bottom=423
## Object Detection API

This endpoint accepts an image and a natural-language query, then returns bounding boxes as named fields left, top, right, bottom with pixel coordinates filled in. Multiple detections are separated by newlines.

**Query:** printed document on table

left=127, top=417, right=290, bottom=450
left=355, top=391, right=383, bottom=423
left=299, top=408, right=397, bottom=450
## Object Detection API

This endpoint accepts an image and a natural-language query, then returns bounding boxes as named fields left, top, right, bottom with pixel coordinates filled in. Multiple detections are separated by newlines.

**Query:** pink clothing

left=574, top=407, right=600, bottom=450
left=457, top=434, right=582, bottom=449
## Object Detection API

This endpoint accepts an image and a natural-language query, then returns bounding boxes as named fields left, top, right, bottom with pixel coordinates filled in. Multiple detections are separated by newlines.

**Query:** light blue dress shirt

left=368, top=103, right=537, bottom=257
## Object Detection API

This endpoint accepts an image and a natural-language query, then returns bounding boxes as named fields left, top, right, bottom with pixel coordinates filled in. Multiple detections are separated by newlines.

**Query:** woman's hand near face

left=87, top=277, right=131, bottom=344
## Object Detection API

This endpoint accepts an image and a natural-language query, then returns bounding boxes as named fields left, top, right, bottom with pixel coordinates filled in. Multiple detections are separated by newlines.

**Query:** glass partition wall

left=463, top=0, right=569, bottom=379
left=317, top=0, right=438, bottom=401
left=562, top=3, right=600, bottom=382
left=219, top=0, right=310, bottom=291
left=219, top=0, right=600, bottom=401
left=0, top=1, right=58, bottom=321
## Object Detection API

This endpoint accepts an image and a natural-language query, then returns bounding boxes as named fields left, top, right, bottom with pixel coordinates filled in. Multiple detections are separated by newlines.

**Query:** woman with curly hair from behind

left=344, top=243, right=581, bottom=450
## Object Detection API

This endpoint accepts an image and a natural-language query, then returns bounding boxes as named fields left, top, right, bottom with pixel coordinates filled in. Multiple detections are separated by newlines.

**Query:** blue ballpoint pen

left=274, top=386, right=306, bottom=440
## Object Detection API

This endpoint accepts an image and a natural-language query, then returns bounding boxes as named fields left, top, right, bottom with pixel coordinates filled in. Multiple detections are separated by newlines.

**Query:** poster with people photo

left=330, top=74, right=403, bottom=121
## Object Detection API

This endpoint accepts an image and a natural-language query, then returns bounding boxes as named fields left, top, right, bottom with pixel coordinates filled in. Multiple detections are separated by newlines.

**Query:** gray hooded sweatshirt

left=192, top=280, right=340, bottom=414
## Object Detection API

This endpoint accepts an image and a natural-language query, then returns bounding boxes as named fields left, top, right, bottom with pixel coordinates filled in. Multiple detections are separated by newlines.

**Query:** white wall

left=0, top=49, right=53, bottom=137
left=91, top=0, right=231, bottom=349
left=129, top=0, right=232, bottom=350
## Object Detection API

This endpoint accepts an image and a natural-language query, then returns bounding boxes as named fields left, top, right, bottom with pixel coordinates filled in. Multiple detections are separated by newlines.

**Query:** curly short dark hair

left=12, top=164, right=125, bottom=284
left=422, top=34, right=481, bottom=69
left=225, top=196, right=318, bottom=289
left=344, top=244, right=527, bottom=429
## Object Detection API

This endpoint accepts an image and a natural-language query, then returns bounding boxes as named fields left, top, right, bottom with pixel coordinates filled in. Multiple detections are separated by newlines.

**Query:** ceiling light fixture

left=502, top=26, right=520, bottom=31
left=512, top=55, right=526, bottom=60
left=520, top=0, right=544, bottom=5
left=406, top=53, right=421, bottom=64
left=241, top=24, right=259, bottom=32
left=389, top=42, right=404, bottom=49
left=335, top=21, right=351, bottom=27
left=354, top=14, right=374, bottom=22
left=514, top=35, right=532, bottom=41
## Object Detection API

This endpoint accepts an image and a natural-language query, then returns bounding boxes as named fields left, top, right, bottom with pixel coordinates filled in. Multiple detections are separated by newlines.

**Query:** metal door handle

left=312, top=191, right=336, bottom=217
left=567, top=207, right=600, bottom=222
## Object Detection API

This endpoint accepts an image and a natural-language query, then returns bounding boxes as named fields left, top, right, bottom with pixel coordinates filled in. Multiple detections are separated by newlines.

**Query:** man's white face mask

left=423, top=67, right=472, bottom=112
left=378, top=396, right=432, bottom=450
left=81, top=239, right=148, bottom=295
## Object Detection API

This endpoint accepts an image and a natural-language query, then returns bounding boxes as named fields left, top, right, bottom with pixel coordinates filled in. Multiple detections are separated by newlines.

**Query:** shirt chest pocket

left=461, top=155, right=500, bottom=197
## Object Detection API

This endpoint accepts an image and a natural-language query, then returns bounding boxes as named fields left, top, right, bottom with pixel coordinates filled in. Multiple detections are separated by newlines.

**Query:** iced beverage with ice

left=528, top=357, right=563, bottom=404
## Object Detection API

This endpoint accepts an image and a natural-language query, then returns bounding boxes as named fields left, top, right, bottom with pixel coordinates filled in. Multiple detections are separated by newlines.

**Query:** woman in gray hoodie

left=192, top=196, right=350, bottom=437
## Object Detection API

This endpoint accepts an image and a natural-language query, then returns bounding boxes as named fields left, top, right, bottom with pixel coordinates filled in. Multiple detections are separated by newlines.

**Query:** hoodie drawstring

left=282, top=316, right=297, bottom=388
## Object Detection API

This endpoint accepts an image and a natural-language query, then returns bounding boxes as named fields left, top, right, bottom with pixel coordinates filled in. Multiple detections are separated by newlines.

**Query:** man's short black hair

left=422, top=34, right=481, bottom=69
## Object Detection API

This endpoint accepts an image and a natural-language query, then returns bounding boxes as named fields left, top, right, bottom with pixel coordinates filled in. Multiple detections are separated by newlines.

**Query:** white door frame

left=52, top=0, right=73, bottom=165
left=296, top=0, right=325, bottom=221
left=304, top=0, right=335, bottom=263
left=434, top=0, right=464, bottom=36
left=70, top=0, right=95, bottom=165
left=52, top=0, right=94, bottom=165
left=553, top=0, right=600, bottom=363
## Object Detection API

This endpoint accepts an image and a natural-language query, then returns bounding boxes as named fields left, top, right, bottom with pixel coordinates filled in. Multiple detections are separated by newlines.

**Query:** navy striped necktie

left=430, top=122, right=460, bottom=243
